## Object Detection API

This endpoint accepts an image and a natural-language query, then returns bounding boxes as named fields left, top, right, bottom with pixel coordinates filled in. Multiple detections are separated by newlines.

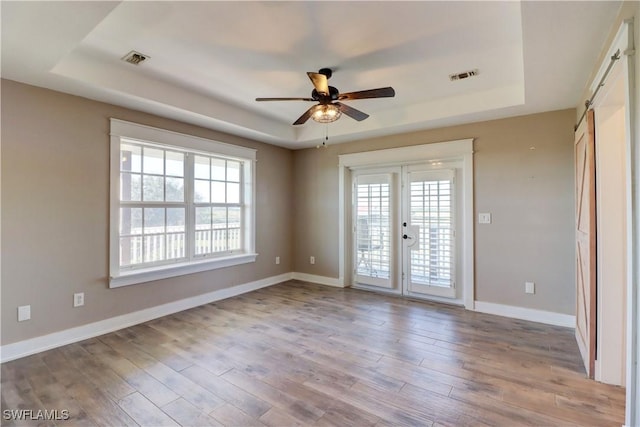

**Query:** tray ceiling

left=1, top=1, right=621, bottom=148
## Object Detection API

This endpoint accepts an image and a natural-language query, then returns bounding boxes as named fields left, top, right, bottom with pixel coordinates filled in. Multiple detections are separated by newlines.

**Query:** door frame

left=591, top=57, right=628, bottom=385
left=338, top=139, right=475, bottom=309
left=586, top=19, right=636, bottom=424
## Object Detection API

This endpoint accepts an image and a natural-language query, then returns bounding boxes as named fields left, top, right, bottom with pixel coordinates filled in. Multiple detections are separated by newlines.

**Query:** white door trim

left=338, top=139, right=475, bottom=309
left=587, top=18, right=636, bottom=425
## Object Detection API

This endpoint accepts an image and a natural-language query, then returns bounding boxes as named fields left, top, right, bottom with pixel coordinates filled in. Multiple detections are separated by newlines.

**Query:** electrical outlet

left=275, top=256, right=280, bottom=265
left=525, top=281, right=535, bottom=294
left=18, top=305, right=31, bottom=322
left=74, top=292, right=85, bottom=307
left=310, top=256, right=315, bottom=265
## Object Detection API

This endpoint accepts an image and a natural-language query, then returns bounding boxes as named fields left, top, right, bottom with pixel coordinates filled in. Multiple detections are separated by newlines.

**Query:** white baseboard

left=474, top=301, right=576, bottom=328
left=291, top=272, right=344, bottom=288
left=0, top=272, right=293, bottom=363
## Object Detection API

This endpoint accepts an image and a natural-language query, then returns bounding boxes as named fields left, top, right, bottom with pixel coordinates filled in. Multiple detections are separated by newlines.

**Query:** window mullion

left=237, top=163, right=243, bottom=252
left=185, top=153, right=196, bottom=262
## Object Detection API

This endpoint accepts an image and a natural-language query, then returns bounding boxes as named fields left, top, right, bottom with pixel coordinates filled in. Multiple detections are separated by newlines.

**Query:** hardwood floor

left=1, top=281, right=625, bottom=426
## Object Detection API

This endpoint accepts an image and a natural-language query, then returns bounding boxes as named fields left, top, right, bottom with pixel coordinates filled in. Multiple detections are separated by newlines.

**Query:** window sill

left=109, top=253, right=258, bottom=288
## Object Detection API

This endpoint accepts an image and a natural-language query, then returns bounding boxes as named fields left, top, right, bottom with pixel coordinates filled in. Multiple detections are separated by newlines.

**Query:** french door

left=353, top=165, right=457, bottom=299
left=353, top=169, right=399, bottom=289
left=403, top=166, right=456, bottom=298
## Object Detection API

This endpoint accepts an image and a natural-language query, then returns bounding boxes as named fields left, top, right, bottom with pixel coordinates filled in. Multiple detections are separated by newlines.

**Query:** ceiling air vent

left=449, top=69, right=478, bottom=81
left=122, top=51, right=149, bottom=65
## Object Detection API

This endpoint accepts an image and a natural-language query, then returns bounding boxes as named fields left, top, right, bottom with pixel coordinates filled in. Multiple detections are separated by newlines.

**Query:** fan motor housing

left=312, top=86, right=340, bottom=103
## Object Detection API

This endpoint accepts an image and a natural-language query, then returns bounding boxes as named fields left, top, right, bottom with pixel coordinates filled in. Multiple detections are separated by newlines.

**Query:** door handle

left=405, top=225, right=420, bottom=249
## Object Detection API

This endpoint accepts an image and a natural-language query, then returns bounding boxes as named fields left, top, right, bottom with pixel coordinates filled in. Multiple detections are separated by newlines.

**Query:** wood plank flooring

left=1, top=281, right=625, bottom=426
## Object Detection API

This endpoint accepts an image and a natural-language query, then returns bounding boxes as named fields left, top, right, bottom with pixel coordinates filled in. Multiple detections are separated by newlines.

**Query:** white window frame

left=109, top=119, right=257, bottom=288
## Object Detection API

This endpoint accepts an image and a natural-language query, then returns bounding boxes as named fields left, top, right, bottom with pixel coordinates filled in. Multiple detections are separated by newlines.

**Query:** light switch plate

left=74, top=292, right=85, bottom=307
left=525, top=281, right=535, bottom=294
left=478, top=213, right=492, bottom=224
left=18, top=305, right=31, bottom=322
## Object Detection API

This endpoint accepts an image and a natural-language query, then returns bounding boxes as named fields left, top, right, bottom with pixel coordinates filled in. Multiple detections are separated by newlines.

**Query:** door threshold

left=351, top=283, right=401, bottom=296
left=351, top=284, right=464, bottom=308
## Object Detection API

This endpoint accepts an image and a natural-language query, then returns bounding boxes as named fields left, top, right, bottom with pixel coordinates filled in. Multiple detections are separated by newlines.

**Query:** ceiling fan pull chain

left=324, top=124, right=329, bottom=146
left=317, top=124, right=329, bottom=149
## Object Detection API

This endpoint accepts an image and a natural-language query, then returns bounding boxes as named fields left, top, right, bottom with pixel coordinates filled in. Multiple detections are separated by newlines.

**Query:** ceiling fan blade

left=293, top=105, right=321, bottom=125
left=338, top=87, right=395, bottom=100
left=335, top=102, right=369, bottom=121
left=256, top=97, right=315, bottom=101
left=307, top=72, right=329, bottom=96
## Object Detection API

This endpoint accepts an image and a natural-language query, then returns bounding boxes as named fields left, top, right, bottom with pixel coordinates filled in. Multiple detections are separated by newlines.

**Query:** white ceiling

left=1, top=1, right=621, bottom=149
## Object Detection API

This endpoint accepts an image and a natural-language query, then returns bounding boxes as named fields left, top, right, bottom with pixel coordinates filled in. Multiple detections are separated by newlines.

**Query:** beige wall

left=1, top=79, right=294, bottom=345
left=293, top=109, right=576, bottom=315
left=0, top=78, right=577, bottom=347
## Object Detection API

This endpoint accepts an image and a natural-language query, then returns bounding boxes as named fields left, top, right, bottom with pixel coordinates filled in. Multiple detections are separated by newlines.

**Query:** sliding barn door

left=575, top=109, right=596, bottom=379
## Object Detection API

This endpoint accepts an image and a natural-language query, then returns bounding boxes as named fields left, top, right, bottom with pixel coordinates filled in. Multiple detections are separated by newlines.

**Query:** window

left=354, top=173, right=392, bottom=286
left=110, top=119, right=256, bottom=287
left=409, top=170, right=454, bottom=288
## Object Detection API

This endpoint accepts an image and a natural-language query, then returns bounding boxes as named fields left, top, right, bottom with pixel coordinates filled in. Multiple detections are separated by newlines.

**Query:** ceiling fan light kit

left=256, top=68, right=395, bottom=125
left=312, top=104, right=342, bottom=123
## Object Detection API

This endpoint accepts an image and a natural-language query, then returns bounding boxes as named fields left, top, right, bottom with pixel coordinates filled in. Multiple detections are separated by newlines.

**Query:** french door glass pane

left=409, top=176, right=454, bottom=287
left=355, top=176, right=391, bottom=280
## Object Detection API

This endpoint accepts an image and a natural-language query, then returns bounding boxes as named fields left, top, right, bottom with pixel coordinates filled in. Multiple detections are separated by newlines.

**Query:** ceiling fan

left=256, top=68, right=395, bottom=125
